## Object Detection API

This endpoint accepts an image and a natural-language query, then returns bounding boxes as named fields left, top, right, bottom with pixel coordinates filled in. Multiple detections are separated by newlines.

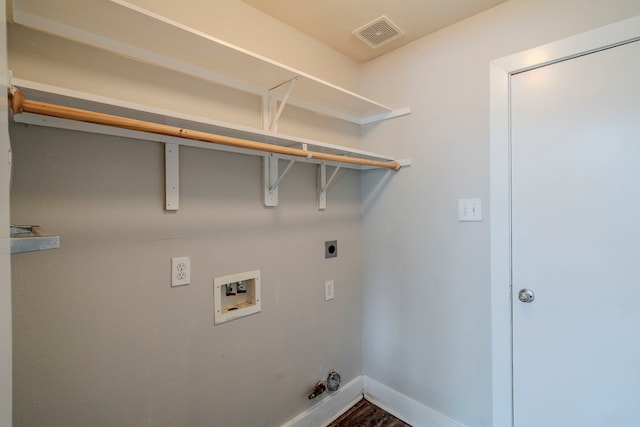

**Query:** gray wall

left=8, top=15, right=364, bottom=427
left=360, top=0, right=640, bottom=426
left=10, top=124, right=362, bottom=427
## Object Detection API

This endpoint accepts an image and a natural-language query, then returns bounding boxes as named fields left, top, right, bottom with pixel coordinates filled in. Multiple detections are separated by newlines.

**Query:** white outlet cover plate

left=325, top=280, right=335, bottom=301
left=171, top=257, right=191, bottom=287
left=458, top=198, right=482, bottom=221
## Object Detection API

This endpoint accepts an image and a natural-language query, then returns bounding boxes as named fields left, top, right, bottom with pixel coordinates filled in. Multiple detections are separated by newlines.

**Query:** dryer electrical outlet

left=214, top=270, right=261, bottom=325
left=325, top=240, right=337, bottom=258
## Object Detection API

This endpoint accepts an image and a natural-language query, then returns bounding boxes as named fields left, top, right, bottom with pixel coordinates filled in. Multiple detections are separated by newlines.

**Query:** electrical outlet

left=171, top=257, right=191, bottom=287
left=325, top=280, right=335, bottom=301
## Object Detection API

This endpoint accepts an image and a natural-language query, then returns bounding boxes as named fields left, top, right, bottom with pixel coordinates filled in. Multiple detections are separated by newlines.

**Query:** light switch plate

left=458, top=198, right=482, bottom=221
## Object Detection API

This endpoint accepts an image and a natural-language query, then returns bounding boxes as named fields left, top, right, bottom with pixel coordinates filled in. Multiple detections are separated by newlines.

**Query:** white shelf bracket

left=318, top=163, right=343, bottom=210
left=269, top=157, right=297, bottom=192
left=268, top=77, right=298, bottom=132
left=261, top=91, right=270, bottom=131
left=264, top=155, right=278, bottom=207
left=323, top=164, right=342, bottom=192
left=318, top=163, right=327, bottom=210
left=165, top=142, right=179, bottom=211
left=264, top=155, right=297, bottom=206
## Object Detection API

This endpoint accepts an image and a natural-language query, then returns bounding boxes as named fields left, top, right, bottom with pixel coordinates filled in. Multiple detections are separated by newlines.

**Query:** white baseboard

left=281, top=375, right=364, bottom=427
left=363, top=376, right=466, bottom=427
left=281, top=375, right=465, bottom=427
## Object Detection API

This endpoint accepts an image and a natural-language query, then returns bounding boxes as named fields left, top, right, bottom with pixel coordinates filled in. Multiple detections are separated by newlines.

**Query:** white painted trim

left=0, top=0, right=12, bottom=424
left=363, top=376, right=465, bottom=427
left=489, top=14, right=640, bottom=427
left=283, top=375, right=468, bottom=426
left=489, top=57, right=513, bottom=427
left=281, top=375, right=364, bottom=427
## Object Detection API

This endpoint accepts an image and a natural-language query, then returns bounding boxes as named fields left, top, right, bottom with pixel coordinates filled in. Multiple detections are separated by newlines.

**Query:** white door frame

left=489, top=14, right=640, bottom=427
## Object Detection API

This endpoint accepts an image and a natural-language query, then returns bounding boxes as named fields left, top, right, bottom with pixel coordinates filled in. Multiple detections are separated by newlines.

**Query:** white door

left=511, top=39, right=640, bottom=427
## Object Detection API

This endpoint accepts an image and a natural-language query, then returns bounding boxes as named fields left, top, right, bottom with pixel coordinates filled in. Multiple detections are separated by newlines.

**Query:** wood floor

left=328, top=398, right=411, bottom=427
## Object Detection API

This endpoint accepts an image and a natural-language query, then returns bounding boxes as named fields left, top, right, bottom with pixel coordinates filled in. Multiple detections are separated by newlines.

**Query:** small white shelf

left=12, top=0, right=410, bottom=125
left=10, top=225, right=60, bottom=254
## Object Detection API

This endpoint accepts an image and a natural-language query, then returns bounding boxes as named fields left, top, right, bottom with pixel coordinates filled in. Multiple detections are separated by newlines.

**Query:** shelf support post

left=264, top=155, right=298, bottom=206
left=165, top=142, right=179, bottom=211
left=318, top=163, right=327, bottom=210
left=261, top=91, right=270, bottom=132
left=263, top=154, right=279, bottom=207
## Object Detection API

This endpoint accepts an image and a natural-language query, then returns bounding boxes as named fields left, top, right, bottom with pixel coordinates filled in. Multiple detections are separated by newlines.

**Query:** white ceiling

left=241, top=0, right=508, bottom=63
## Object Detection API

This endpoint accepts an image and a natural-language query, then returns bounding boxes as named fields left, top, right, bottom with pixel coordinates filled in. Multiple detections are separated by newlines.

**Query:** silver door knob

left=518, top=289, right=535, bottom=303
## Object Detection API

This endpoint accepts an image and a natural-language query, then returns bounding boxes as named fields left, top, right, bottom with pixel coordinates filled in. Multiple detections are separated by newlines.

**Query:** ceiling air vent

left=353, top=15, right=404, bottom=49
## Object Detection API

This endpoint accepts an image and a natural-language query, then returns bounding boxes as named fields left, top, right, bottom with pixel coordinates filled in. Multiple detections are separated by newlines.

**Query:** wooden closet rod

left=10, top=90, right=401, bottom=171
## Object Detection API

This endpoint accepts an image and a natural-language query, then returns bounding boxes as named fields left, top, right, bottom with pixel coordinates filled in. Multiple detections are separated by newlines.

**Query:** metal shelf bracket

left=269, top=157, right=297, bottom=191
left=268, top=77, right=298, bottom=132
left=264, top=154, right=297, bottom=207
left=318, top=162, right=343, bottom=210
left=165, top=142, right=179, bottom=211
